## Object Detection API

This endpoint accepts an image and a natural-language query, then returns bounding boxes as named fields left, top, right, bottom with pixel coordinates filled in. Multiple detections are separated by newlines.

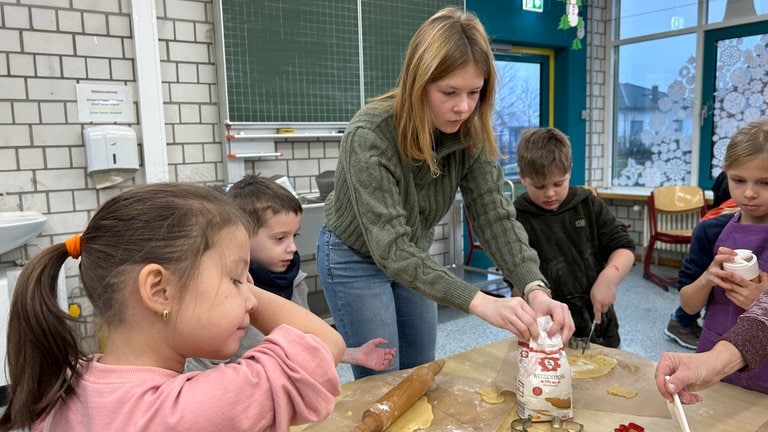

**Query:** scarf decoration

left=248, top=251, right=300, bottom=300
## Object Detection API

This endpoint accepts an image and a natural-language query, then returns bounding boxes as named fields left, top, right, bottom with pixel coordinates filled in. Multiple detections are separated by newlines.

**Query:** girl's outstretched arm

left=248, top=284, right=345, bottom=364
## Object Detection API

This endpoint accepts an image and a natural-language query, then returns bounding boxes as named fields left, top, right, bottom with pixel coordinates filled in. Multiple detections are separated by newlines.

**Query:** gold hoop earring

left=160, top=309, right=169, bottom=320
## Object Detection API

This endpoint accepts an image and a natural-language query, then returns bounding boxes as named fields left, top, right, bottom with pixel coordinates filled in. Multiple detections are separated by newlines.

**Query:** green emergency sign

left=523, top=0, right=543, bottom=12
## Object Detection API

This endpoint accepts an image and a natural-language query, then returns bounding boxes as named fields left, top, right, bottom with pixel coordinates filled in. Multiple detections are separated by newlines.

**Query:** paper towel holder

left=83, top=125, right=139, bottom=189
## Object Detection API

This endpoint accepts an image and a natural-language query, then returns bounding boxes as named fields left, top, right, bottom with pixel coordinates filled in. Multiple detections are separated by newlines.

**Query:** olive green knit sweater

left=324, top=100, right=546, bottom=312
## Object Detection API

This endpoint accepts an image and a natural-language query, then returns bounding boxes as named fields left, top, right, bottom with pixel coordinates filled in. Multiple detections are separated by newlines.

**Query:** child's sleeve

left=174, top=325, right=341, bottom=431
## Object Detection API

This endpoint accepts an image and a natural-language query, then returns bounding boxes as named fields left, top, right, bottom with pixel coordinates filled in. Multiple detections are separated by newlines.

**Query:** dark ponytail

left=0, top=244, right=83, bottom=431
left=0, top=182, right=252, bottom=431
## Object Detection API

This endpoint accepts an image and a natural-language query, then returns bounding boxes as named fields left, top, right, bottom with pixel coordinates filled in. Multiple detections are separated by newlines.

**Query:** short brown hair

left=227, top=174, right=303, bottom=231
left=517, top=127, right=573, bottom=182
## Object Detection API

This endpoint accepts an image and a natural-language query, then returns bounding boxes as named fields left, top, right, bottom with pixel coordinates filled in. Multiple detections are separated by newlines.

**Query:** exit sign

left=523, top=0, right=543, bottom=12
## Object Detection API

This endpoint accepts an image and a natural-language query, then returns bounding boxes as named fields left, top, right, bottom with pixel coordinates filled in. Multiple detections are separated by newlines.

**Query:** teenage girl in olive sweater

left=318, top=7, right=574, bottom=379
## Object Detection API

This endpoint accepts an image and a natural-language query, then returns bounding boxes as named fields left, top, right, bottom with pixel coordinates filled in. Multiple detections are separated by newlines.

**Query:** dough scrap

left=475, top=386, right=505, bottom=404
left=567, top=353, right=618, bottom=379
left=607, top=383, right=637, bottom=399
left=386, top=396, right=434, bottom=431
left=545, top=397, right=572, bottom=409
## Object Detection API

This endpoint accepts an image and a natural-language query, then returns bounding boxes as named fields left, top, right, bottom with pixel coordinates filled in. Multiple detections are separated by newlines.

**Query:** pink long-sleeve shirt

left=34, top=325, right=341, bottom=432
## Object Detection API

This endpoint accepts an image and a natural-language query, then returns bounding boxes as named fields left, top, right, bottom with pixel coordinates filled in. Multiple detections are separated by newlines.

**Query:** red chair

left=643, top=185, right=707, bottom=290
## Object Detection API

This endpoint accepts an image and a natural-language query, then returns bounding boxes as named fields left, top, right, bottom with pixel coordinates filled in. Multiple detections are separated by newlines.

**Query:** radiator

left=642, top=206, right=699, bottom=253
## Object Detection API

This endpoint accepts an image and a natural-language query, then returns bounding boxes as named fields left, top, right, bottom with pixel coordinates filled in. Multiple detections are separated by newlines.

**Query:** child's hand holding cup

left=723, top=249, right=759, bottom=283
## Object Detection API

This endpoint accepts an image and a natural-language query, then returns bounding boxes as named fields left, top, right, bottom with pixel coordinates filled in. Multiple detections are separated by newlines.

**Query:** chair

left=582, top=184, right=599, bottom=196
left=643, top=185, right=707, bottom=290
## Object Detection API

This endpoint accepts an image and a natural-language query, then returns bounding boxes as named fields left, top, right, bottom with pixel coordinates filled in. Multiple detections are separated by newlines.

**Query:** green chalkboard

left=221, top=1, right=463, bottom=124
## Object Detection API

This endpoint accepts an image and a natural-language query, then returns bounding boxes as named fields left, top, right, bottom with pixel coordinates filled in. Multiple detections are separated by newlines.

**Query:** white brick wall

left=586, top=0, right=607, bottom=188
left=0, top=1, right=226, bottom=325
left=0, top=0, right=633, bottom=346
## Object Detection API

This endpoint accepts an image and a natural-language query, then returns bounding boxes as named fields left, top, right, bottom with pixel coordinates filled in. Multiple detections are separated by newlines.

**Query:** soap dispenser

left=83, top=125, right=140, bottom=189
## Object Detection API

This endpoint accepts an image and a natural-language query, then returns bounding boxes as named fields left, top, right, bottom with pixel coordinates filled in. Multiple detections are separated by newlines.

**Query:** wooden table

left=293, top=338, right=768, bottom=431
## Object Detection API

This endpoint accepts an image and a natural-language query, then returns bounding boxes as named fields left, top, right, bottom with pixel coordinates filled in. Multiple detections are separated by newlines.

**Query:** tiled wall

left=0, top=0, right=225, bottom=350
left=0, top=0, right=648, bottom=349
left=601, top=198, right=646, bottom=253
left=585, top=0, right=607, bottom=187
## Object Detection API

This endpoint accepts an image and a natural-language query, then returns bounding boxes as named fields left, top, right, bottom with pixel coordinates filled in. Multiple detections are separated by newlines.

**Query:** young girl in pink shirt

left=0, top=183, right=345, bottom=432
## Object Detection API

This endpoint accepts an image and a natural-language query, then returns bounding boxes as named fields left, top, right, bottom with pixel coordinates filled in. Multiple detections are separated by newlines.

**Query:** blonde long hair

left=372, top=7, right=499, bottom=176
left=724, top=119, right=768, bottom=170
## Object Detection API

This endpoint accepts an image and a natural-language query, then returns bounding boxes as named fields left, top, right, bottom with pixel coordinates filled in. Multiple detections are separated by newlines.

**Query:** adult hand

left=655, top=341, right=745, bottom=404
left=468, top=292, right=540, bottom=341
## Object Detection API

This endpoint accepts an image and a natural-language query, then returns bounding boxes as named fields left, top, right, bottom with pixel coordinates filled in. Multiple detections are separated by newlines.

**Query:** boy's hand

left=343, top=338, right=396, bottom=371
left=590, top=279, right=617, bottom=324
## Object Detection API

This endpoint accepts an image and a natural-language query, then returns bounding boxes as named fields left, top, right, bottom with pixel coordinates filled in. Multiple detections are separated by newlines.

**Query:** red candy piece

left=614, top=422, right=644, bottom=432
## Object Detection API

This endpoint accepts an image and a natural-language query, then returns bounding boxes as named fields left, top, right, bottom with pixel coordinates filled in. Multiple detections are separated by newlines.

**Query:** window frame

left=698, top=20, right=768, bottom=188
left=605, top=1, right=768, bottom=190
left=491, top=46, right=554, bottom=180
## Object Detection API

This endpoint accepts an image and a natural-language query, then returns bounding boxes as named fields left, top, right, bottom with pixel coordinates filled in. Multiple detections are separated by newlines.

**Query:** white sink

left=0, top=211, right=47, bottom=255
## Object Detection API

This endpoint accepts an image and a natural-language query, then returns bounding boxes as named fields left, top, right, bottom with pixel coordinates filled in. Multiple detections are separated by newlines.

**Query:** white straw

left=665, top=376, right=691, bottom=432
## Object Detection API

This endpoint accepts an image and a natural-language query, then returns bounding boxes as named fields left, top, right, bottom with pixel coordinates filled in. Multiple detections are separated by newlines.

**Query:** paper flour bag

left=516, top=316, right=573, bottom=421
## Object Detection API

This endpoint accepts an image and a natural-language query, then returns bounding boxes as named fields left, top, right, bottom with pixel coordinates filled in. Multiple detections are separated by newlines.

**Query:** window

left=492, top=49, right=552, bottom=179
left=617, top=2, right=697, bottom=39
left=610, top=0, right=768, bottom=189
left=612, top=34, right=696, bottom=187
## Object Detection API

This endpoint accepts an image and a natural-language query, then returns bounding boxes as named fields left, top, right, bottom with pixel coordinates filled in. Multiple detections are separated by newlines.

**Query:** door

left=465, top=47, right=553, bottom=267
left=492, top=47, right=553, bottom=180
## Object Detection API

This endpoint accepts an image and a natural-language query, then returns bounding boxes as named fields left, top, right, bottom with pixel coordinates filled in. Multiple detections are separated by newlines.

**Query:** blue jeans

left=671, top=305, right=701, bottom=327
left=317, top=226, right=437, bottom=379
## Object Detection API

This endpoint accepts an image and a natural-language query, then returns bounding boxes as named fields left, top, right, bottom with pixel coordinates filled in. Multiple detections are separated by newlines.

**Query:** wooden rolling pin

left=352, top=359, right=445, bottom=432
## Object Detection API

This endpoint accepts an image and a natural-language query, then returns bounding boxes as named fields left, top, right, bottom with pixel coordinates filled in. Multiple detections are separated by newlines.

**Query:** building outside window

left=610, top=0, right=768, bottom=188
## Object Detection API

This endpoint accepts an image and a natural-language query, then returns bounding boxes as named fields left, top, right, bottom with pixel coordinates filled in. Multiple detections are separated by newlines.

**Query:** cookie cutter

left=511, top=416, right=584, bottom=432
left=567, top=337, right=589, bottom=351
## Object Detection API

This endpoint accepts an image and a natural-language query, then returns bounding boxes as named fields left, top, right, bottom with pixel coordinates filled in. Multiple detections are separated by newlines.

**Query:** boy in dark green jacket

left=513, top=128, right=636, bottom=347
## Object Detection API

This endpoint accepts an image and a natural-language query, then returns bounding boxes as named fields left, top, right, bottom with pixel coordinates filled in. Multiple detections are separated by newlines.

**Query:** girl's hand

left=701, top=247, right=739, bottom=288
left=527, top=290, right=575, bottom=342
left=723, top=271, right=767, bottom=310
left=469, top=290, right=574, bottom=343
left=468, top=292, right=540, bottom=341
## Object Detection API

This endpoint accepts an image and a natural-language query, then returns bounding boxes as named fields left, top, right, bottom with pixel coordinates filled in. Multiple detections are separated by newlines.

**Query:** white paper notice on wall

left=76, top=84, right=135, bottom=123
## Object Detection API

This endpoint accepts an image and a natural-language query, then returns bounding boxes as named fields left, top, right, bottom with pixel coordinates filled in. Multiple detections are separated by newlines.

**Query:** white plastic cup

left=723, top=249, right=759, bottom=282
